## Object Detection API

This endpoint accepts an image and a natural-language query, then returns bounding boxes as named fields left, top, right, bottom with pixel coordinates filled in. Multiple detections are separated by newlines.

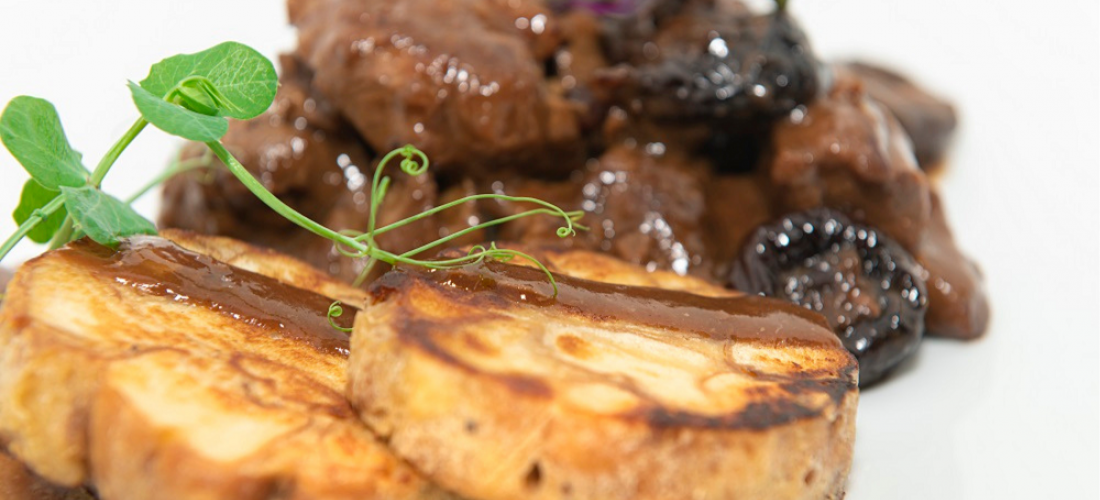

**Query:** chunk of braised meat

left=484, top=143, right=714, bottom=277
left=845, top=62, right=957, bottom=168
left=597, top=0, right=820, bottom=132
left=731, top=208, right=927, bottom=387
left=290, top=0, right=586, bottom=178
left=550, top=9, right=612, bottom=136
left=765, top=68, right=932, bottom=251
left=160, top=57, right=439, bottom=283
left=915, top=192, right=990, bottom=339
left=703, top=173, right=773, bottom=281
left=553, top=9, right=610, bottom=85
left=597, top=103, right=713, bottom=163
left=566, top=142, right=713, bottom=278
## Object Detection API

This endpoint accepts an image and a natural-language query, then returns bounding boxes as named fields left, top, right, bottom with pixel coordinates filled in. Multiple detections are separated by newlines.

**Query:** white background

left=1, top=1, right=1097, bottom=498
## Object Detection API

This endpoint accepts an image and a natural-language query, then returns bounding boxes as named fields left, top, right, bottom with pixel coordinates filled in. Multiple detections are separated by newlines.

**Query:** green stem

left=207, top=141, right=572, bottom=296
left=0, top=196, right=66, bottom=262
left=207, top=142, right=425, bottom=271
left=398, top=208, right=575, bottom=259
left=90, top=118, right=148, bottom=187
left=351, top=258, right=379, bottom=288
left=47, top=218, right=75, bottom=250
left=47, top=117, right=150, bottom=250
left=367, top=194, right=585, bottom=239
left=362, top=148, right=405, bottom=255
left=206, top=141, right=368, bottom=253
left=125, top=150, right=213, bottom=204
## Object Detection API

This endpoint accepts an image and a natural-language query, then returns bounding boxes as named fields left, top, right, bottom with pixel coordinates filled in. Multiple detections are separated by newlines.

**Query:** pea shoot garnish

left=0, top=42, right=585, bottom=298
left=327, top=301, right=354, bottom=334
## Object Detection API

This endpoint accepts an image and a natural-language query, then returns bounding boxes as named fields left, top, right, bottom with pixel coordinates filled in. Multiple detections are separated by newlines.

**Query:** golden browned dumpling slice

left=0, top=452, right=93, bottom=500
left=349, top=246, right=859, bottom=500
left=0, top=230, right=454, bottom=500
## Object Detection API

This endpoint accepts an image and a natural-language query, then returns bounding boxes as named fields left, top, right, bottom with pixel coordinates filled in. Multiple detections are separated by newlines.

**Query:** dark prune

left=598, top=6, right=821, bottom=130
left=730, top=208, right=927, bottom=386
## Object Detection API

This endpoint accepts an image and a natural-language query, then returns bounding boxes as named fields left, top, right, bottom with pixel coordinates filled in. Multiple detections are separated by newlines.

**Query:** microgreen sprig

left=207, top=141, right=585, bottom=294
left=0, top=42, right=274, bottom=258
left=1, top=41, right=583, bottom=298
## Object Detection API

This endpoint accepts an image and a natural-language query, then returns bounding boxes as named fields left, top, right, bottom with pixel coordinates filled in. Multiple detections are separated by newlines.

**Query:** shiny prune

left=730, top=209, right=927, bottom=386
left=599, top=8, right=820, bottom=130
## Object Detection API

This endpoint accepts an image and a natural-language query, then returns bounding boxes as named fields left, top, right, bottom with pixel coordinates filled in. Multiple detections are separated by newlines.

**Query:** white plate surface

left=1, top=1, right=1097, bottom=498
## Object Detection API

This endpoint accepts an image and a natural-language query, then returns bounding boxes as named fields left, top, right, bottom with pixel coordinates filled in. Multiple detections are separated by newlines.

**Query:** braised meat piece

left=485, top=142, right=714, bottom=277
left=549, top=9, right=612, bottom=136
left=765, top=68, right=932, bottom=251
left=160, top=57, right=439, bottom=282
left=551, top=9, right=609, bottom=84
left=290, top=0, right=585, bottom=178
left=703, top=173, right=773, bottom=280
left=597, top=0, right=820, bottom=132
left=915, top=192, right=990, bottom=339
left=845, top=62, right=957, bottom=168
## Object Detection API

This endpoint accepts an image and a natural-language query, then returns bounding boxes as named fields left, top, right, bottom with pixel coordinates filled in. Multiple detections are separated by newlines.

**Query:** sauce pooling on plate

left=60, top=237, right=354, bottom=356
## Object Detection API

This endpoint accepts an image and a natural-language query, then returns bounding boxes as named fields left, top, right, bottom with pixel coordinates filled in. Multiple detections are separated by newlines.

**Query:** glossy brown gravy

left=380, top=261, right=841, bottom=347
left=59, top=237, right=353, bottom=356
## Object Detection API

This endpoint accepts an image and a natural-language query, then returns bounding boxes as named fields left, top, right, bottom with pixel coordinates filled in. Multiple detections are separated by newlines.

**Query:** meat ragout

left=159, top=0, right=989, bottom=385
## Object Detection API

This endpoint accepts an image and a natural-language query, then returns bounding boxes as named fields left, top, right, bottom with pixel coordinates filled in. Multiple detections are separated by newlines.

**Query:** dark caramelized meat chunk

left=703, top=173, right=774, bottom=281
left=766, top=68, right=932, bottom=251
left=731, top=209, right=927, bottom=386
left=598, top=1, right=820, bottom=130
left=485, top=142, right=714, bottom=277
left=291, top=0, right=585, bottom=178
left=915, top=192, right=990, bottom=339
left=845, top=62, right=957, bottom=168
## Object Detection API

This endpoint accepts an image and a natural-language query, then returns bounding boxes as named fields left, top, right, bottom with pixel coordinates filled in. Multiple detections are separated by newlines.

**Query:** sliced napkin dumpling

left=349, top=248, right=859, bottom=500
left=0, top=230, right=454, bottom=500
left=0, top=452, right=93, bottom=500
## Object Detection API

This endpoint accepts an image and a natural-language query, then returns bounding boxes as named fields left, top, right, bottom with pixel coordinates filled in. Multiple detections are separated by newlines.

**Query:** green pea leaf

left=129, top=81, right=228, bottom=142
left=12, top=180, right=68, bottom=243
left=0, top=96, right=89, bottom=190
left=59, top=186, right=156, bottom=248
left=138, top=42, right=277, bottom=119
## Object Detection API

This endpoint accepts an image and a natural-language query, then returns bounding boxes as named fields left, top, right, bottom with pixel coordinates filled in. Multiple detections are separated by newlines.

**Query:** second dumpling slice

left=348, top=247, right=858, bottom=500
